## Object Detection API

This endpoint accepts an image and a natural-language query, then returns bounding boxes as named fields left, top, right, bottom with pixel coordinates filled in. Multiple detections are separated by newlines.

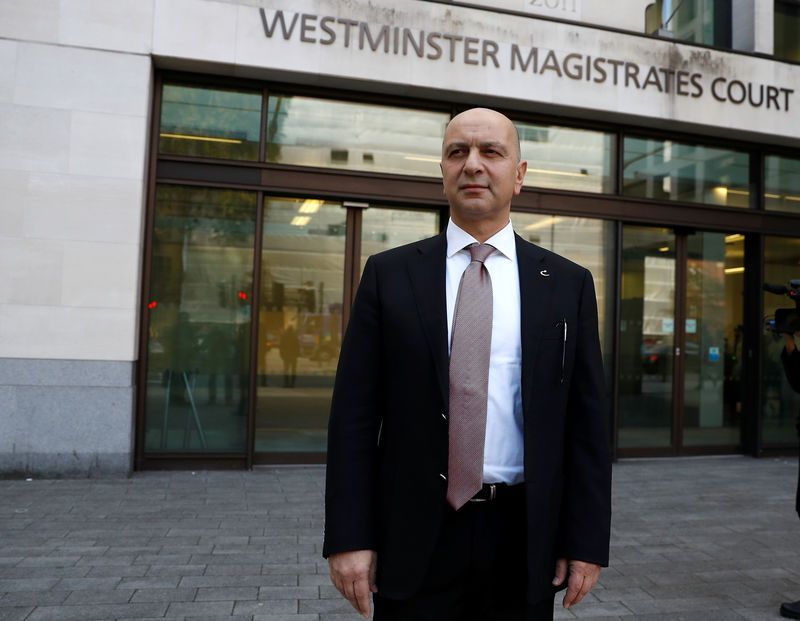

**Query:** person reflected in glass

left=169, top=312, right=196, bottom=404
left=206, top=324, right=233, bottom=405
left=302, top=281, right=316, bottom=312
left=280, top=324, right=300, bottom=388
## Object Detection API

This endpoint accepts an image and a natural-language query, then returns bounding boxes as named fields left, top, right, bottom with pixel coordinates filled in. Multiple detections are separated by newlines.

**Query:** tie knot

left=469, top=243, right=494, bottom=264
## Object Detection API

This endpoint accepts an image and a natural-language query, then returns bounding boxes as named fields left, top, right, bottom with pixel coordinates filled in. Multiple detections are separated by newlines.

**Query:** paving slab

left=1, top=456, right=800, bottom=619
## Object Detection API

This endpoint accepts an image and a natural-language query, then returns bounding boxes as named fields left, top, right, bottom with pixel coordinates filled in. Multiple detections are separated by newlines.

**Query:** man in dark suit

left=323, top=108, right=611, bottom=620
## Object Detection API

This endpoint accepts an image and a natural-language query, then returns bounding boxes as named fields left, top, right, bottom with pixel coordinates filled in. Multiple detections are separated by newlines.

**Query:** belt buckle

left=468, top=483, right=496, bottom=503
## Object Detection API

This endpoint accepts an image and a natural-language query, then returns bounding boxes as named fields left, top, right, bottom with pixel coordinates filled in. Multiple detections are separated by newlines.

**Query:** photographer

left=781, top=326, right=800, bottom=619
left=776, top=322, right=800, bottom=619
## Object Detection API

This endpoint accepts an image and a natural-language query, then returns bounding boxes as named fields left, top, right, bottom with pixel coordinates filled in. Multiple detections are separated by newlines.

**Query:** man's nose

left=463, top=148, right=483, bottom=174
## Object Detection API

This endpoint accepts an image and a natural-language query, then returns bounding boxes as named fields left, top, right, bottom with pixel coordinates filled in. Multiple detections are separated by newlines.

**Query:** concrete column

left=753, top=0, right=774, bottom=54
left=732, top=0, right=755, bottom=51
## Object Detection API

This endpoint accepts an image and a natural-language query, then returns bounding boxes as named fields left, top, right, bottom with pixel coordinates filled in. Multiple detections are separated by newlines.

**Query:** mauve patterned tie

left=447, top=243, right=494, bottom=510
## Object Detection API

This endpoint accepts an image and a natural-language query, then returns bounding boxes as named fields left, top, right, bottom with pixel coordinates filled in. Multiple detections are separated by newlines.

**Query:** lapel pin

left=540, top=269, right=550, bottom=277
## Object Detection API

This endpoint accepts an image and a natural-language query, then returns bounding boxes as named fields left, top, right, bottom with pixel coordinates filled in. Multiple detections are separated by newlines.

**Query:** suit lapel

left=515, top=234, right=556, bottom=413
left=408, top=232, right=449, bottom=408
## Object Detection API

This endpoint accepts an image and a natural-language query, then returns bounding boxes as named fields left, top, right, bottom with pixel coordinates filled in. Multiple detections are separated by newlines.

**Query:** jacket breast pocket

left=540, top=322, right=566, bottom=340
left=536, top=322, right=570, bottom=387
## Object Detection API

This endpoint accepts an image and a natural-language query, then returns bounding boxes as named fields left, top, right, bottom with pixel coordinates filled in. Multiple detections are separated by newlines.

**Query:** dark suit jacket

left=782, top=347, right=800, bottom=517
left=323, top=230, right=611, bottom=603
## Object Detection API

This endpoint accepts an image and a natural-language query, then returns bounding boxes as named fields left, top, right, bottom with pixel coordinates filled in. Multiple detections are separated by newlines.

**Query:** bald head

left=443, top=108, right=521, bottom=162
left=439, top=107, right=527, bottom=242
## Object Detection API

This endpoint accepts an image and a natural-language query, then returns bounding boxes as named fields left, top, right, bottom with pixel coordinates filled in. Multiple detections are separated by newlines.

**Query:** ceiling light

left=404, top=156, right=440, bottom=163
left=160, top=132, right=243, bottom=144
left=299, top=200, right=323, bottom=214
left=527, top=168, right=589, bottom=178
left=523, top=217, right=563, bottom=231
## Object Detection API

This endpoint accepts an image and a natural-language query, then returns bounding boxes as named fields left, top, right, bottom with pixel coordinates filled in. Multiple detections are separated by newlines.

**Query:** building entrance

left=617, top=225, right=745, bottom=455
left=138, top=185, right=441, bottom=466
left=253, top=198, right=439, bottom=461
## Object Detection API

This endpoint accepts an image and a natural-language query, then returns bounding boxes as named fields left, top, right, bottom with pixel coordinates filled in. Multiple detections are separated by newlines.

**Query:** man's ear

left=440, top=161, right=446, bottom=196
left=514, top=160, right=528, bottom=195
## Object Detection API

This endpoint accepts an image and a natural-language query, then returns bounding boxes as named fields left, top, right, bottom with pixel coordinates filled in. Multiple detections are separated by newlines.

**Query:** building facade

left=1, top=0, right=799, bottom=475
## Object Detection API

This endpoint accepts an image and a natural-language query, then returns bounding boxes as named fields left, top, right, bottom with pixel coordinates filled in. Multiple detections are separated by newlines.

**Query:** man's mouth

left=460, top=184, right=487, bottom=191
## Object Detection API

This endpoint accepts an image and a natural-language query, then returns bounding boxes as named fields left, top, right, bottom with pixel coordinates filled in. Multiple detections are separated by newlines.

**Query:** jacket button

left=441, top=411, right=447, bottom=420
left=439, top=473, right=447, bottom=481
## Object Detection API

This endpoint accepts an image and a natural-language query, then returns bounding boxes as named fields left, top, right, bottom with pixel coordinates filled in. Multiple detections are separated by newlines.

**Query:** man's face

left=440, top=108, right=527, bottom=226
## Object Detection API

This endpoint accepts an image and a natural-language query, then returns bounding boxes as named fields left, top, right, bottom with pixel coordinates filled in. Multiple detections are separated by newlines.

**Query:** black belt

left=468, top=482, right=520, bottom=502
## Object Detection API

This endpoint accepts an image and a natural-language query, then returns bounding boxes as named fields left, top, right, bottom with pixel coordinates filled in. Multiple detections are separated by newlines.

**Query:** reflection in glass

left=765, top=155, right=800, bottom=214
left=159, top=84, right=261, bottom=160
left=511, top=213, right=615, bottom=373
left=618, top=226, right=676, bottom=449
left=515, top=123, right=615, bottom=194
left=266, top=95, right=448, bottom=177
left=775, top=0, right=800, bottom=61
left=255, top=198, right=346, bottom=454
left=762, top=235, right=800, bottom=445
left=682, top=233, right=744, bottom=446
left=144, top=185, right=257, bottom=452
left=361, top=207, right=440, bottom=273
left=623, top=138, right=750, bottom=207
left=644, top=0, right=730, bottom=46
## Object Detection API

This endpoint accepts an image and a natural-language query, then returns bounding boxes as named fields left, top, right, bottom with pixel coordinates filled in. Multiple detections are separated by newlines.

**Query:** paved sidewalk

left=1, top=456, right=800, bottom=620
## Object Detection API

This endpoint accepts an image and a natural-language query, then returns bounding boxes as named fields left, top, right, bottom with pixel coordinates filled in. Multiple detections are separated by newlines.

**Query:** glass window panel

left=511, top=213, right=616, bottom=390
left=143, top=185, right=257, bottom=453
left=516, top=123, right=615, bottom=194
left=775, top=0, right=800, bottom=61
left=682, top=232, right=744, bottom=447
left=646, top=0, right=730, bottom=47
left=255, top=197, right=347, bottom=454
left=159, top=84, right=261, bottom=160
left=762, top=235, right=800, bottom=445
left=360, top=207, right=440, bottom=273
left=623, top=137, right=750, bottom=207
left=765, top=155, right=800, bottom=214
left=617, top=226, right=676, bottom=449
left=266, top=95, right=449, bottom=176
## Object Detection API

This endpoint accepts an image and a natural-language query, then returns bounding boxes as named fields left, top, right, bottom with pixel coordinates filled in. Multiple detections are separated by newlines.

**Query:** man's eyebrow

left=444, top=141, right=469, bottom=152
left=443, top=140, right=508, bottom=153
left=479, top=141, right=507, bottom=152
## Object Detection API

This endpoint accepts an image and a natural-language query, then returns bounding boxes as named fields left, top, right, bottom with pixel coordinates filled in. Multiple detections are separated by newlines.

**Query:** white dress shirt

left=446, top=218, right=524, bottom=485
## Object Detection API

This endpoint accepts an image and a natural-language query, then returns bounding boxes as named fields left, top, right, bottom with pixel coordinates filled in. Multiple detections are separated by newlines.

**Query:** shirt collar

left=446, top=218, right=517, bottom=262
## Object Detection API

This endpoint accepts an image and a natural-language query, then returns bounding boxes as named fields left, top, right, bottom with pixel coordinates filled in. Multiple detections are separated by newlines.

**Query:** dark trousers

left=374, top=485, right=554, bottom=621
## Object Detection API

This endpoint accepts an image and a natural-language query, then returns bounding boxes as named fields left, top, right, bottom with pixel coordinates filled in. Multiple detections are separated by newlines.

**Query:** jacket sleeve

left=558, top=269, right=612, bottom=566
left=323, top=256, right=383, bottom=558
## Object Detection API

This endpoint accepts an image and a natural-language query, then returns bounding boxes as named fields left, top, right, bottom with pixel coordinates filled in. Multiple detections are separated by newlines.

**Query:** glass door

left=254, top=197, right=347, bottom=458
left=142, top=185, right=257, bottom=454
left=253, top=200, right=439, bottom=462
left=618, top=226, right=676, bottom=451
left=681, top=232, right=744, bottom=447
left=617, top=226, right=744, bottom=455
left=141, top=189, right=441, bottom=465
